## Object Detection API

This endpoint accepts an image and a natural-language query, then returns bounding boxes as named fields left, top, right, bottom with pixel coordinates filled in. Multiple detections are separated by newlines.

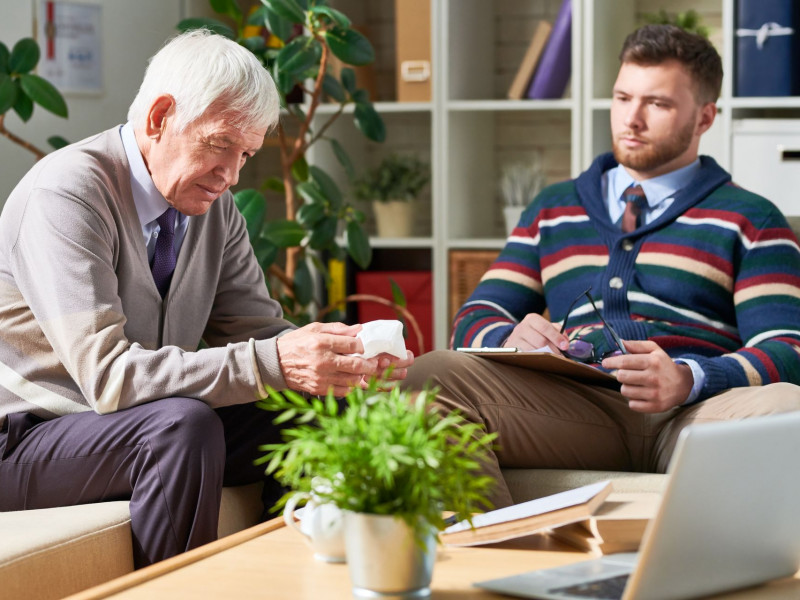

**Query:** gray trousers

left=0, top=398, right=283, bottom=568
left=403, top=350, right=800, bottom=509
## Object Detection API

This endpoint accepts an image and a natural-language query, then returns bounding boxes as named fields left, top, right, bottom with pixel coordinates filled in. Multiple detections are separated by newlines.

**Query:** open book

left=548, top=492, right=661, bottom=555
left=440, top=480, right=612, bottom=546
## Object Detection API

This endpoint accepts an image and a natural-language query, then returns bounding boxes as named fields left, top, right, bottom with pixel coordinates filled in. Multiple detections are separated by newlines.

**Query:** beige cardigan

left=0, top=127, right=293, bottom=426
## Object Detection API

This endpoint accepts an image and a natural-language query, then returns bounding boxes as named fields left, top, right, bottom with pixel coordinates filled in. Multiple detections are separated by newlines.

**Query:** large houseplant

left=255, top=378, right=497, bottom=597
left=179, top=0, right=386, bottom=324
left=0, top=37, right=69, bottom=159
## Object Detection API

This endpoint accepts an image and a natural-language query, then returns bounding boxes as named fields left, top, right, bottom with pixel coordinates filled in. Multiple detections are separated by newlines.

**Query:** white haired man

left=0, top=30, right=412, bottom=567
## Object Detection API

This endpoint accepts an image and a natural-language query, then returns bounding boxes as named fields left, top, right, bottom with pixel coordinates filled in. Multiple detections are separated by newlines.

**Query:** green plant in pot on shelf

left=255, top=377, right=497, bottom=599
left=179, top=0, right=386, bottom=325
left=353, top=153, right=430, bottom=238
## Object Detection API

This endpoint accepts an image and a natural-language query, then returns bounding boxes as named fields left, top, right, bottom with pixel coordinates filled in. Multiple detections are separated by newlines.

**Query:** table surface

left=67, top=518, right=800, bottom=600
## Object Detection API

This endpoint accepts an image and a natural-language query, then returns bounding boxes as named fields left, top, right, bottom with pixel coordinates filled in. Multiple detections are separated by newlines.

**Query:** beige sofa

left=0, top=469, right=666, bottom=600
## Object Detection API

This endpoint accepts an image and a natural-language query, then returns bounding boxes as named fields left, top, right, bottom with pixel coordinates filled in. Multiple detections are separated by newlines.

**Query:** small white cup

left=284, top=492, right=346, bottom=563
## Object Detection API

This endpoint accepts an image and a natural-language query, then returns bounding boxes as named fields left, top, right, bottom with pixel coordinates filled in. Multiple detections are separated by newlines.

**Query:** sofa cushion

left=0, top=501, right=133, bottom=600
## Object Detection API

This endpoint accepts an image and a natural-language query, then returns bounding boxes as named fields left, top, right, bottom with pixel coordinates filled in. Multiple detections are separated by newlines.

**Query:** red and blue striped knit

left=452, top=154, right=800, bottom=402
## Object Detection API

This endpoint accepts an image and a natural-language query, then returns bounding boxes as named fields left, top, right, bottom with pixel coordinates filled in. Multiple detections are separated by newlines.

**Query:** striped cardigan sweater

left=452, top=153, right=800, bottom=402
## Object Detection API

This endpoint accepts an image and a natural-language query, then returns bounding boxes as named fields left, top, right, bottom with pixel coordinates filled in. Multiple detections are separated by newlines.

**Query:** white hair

left=127, top=29, right=279, bottom=134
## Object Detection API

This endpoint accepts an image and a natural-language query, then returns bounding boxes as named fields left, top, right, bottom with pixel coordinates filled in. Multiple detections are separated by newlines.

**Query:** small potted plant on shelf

left=498, top=156, right=546, bottom=236
left=255, top=377, right=496, bottom=599
left=353, top=153, right=430, bottom=238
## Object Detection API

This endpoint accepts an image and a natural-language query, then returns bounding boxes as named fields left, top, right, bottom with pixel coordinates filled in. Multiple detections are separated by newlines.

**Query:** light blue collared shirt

left=602, top=160, right=705, bottom=405
left=119, top=123, right=189, bottom=263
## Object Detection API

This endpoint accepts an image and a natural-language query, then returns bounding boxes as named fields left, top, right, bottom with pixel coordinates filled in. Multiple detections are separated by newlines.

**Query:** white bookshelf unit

left=303, top=0, right=800, bottom=351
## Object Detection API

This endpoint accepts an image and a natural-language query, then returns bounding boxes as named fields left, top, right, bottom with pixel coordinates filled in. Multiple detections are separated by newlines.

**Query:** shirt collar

left=610, top=159, right=702, bottom=208
left=120, top=122, right=172, bottom=227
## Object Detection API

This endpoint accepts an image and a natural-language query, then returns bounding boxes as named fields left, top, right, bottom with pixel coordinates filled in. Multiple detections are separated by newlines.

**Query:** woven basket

left=448, top=249, right=500, bottom=321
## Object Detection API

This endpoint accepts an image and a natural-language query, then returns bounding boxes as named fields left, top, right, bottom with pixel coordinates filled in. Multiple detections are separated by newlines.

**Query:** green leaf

left=261, top=0, right=306, bottom=25
left=241, top=36, right=267, bottom=54
left=261, top=177, right=286, bottom=194
left=253, top=238, right=278, bottom=268
left=346, top=221, right=371, bottom=268
left=234, top=189, right=267, bottom=242
left=308, top=215, right=337, bottom=250
left=340, top=67, right=356, bottom=94
left=291, top=155, right=309, bottom=182
left=0, top=74, right=17, bottom=114
left=19, top=74, right=67, bottom=118
left=263, top=7, right=294, bottom=43
left=247, top=5, right=269, bottom=26
left=176, top=18, right=236, bottom=39
left=309, top=166, right=342, bottom=208
left=324, top=28, right=375, bottom=66
left=389, top=278, right=407, bottom=308
left=210, top=0, right=242, bottom=22
left=0, top=42, right=9, bottom=74
left=310, top=6, right=350, bottom=28
left=272, top=61, right=296, bottom=96
left=296, top=180, right=327, bottom=205
left=12, top=83, right=33, bottom=121
left=322, top=73, right=346, bottom=103
left=47, top=135, right=69, bottom=150
left=330, top=138, right=355, bottom=180
left=293, top=258, right=313, bottom=305
left=262, top=219, right=306, bottom=247
left=354, top=100, right=385, bottom=142
left=9, top=38, right=39, bottom=74
left=297, top=202, right=326, bottom=227
left=277, top=37, right=321, bottom=78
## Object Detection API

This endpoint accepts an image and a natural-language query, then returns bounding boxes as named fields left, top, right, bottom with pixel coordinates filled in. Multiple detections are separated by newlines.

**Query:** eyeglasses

left=559, top=288, right=628, bottom=363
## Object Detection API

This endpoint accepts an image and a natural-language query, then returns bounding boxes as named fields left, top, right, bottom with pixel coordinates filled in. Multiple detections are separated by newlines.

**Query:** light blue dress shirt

left=119, top=123, right=189, bottom=263
left=601, top=160, right=705, bottom=405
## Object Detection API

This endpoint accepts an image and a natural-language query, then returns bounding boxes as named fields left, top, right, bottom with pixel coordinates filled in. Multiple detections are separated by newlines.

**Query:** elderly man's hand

left=276, top=322, right=414, bottom=396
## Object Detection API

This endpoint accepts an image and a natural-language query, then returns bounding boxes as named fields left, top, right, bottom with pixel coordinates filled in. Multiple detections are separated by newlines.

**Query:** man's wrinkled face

left=610, top=60, right=714, bottom=180
left=146, top=101, right=266, bottom=216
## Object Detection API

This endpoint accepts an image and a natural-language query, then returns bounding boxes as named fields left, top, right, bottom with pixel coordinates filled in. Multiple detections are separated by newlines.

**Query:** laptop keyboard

left=549, top=573, right=629, bottom=599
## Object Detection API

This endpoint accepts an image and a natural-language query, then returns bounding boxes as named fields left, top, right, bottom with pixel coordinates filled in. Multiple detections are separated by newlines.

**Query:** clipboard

left=456, top=347, right=618, bottom=385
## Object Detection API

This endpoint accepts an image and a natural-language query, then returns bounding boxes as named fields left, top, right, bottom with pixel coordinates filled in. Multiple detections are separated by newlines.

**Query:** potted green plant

left=255, top=377, right=496, bottom=598
left=353, top=153, right=430, bottom=238
left=498, top=155, right=545, bottom=236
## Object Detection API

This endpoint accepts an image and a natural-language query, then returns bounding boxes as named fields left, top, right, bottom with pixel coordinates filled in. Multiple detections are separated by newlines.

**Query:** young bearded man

left=404, top=25, right=800, bottom=508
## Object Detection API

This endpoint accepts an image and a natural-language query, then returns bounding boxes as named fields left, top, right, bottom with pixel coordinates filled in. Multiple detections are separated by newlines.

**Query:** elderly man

left=0, top=30, right=410, bottom=567
left=404, top=25, right=800, bottom=508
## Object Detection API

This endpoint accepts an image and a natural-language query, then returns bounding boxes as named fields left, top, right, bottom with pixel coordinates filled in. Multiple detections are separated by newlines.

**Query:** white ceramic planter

left=373, top=200, right=414, bottom=237
left=503, top=205, right=525, bottom=237
left=343, top=511, right=436, bottom=599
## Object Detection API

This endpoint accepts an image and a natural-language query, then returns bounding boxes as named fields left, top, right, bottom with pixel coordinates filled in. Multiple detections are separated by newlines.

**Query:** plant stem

left=0, top=114, right=46, bottom=161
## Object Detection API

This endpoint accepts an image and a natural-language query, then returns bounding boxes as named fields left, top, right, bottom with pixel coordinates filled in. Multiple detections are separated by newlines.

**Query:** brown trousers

left=403, top=350, right=800, bottom=508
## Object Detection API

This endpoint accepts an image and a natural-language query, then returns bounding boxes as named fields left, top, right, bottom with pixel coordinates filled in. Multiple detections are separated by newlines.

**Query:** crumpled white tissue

left=356, top=320, right=407, bottom=359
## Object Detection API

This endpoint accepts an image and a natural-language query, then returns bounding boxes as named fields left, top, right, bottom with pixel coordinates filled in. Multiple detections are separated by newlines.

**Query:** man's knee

left=148, top=397, right=225, bottom=456
left=759, top=382, right=800, bottom=412
left=403, top=349, right=473, bottom=391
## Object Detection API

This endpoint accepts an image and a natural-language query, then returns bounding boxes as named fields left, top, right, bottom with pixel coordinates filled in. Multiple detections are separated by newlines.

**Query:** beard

left=613, top=116, right=696, bottom=173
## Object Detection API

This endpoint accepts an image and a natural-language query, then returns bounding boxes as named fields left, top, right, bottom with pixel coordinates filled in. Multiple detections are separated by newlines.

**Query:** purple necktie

left=619, top=185, right=647, bottom=233
left=151, top=207, right=178, bottom=298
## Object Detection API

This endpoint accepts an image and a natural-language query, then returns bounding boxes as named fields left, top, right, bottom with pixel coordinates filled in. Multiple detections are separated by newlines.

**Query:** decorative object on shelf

left=642, top=9, right=710, bottom=38
left=395, top=0, right=431, bottom=102
left=526, top=0, right=571, bottom=99
left=0, top=37, right=69, bottom=160
left=178, top=0, right=386, bottom=325
left=734, top=0, right=800, bottom=97
left=499, top=157, right=545, bottom=236
left=507, top=20, right=552, bottom=100
left=255, top=378, right=496, bottom=599
left=449, top=250, right=501, bottom=321
left=353, top=153, right=431, bottom=238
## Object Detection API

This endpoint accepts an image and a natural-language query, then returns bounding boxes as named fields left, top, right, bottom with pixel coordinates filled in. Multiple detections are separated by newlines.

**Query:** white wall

left=0, top=0, right=207, bottom=202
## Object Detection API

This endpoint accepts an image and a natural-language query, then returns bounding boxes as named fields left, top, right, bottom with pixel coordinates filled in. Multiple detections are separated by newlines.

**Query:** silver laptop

left=475, top=412, right=800, bottom=600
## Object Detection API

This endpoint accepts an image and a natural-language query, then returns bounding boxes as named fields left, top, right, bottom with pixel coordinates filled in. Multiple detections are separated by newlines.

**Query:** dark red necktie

left=620, top=185, right=647, bottom=233
left=151, top=207, right=177, bottom=298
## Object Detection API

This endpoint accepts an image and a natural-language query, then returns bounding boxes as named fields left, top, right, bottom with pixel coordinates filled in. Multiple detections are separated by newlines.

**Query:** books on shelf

left=526, top=0, right=572, bottom=100
left=507, top=20, right=553, bottom=100
left=440, top=480, right=612, bottom=546
left=549, top=492, right=660, bottom=555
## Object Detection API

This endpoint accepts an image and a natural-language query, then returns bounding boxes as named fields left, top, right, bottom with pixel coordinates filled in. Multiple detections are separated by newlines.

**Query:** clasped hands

left=276, top=322, right=414, bottom=397
left=503, top=314, right=692, bottom=413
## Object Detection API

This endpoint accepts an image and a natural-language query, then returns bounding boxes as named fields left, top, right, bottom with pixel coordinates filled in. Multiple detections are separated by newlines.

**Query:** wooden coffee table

left=66, top=518, right=800, bottom=599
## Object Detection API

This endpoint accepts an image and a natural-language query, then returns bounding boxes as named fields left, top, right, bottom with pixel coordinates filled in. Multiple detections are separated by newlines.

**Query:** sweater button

left=622, top=239, right=634, bottom=251
left=609, top=277, right=623, bottom=289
